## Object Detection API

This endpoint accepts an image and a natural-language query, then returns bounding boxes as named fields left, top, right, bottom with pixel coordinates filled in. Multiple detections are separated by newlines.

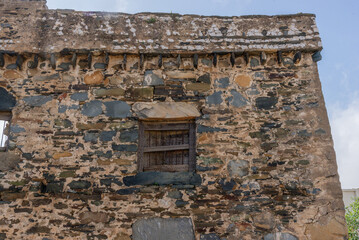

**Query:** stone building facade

left=0, top=0, right=347, bottom=239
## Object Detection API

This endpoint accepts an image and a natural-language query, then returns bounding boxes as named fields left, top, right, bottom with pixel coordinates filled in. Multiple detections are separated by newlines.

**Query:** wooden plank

left=188, top=122, right=196, bottom=172
left=137, top=121, right=145, bottom=172
left=144, top=123, right=190, bottom=131
left=144, top=144, right=190, bottom=153
left=0, top=112, right=11, bottom=121
left=144, top=164, right=189, bottom=172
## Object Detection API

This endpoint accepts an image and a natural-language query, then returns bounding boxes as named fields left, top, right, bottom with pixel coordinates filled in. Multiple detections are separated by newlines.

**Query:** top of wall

left=0, top=0, right=322, bottom=54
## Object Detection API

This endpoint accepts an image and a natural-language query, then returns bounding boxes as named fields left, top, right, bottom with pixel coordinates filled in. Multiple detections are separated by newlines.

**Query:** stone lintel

left=132, top=102, right=201, bottom=120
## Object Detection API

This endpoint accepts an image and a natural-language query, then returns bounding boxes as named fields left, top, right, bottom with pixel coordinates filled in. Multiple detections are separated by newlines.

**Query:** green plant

left=146, top=17, right=156, bottom=24
left=346, top=197, right=359, bottom=240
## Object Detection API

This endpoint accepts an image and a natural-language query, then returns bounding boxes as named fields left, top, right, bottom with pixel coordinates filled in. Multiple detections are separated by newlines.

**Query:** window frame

left=137, top=119, right=196, bottom=172
left=0, top=111, right=11, bottom=152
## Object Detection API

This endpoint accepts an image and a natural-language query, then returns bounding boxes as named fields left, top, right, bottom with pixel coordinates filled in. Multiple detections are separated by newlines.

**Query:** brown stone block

left=53, top=152, right=72, bottom=160
left=235, top=74, right=252, bottom=88
left=76, top=122, right=106, bottom=130
left=93, top=88, right=125, bottom=97
left=97, top=159, right=132, bottom=166
left=79, top=211, right=109, bottom=224
left=1, top=192, right=26, bottom=201
left=84, top=70, right=104, bottom=85
left=3, top=70, right=23, bottom=80
left=166, top=71, right=197, bottom=79
left=186, top=83, right=211, bottom=92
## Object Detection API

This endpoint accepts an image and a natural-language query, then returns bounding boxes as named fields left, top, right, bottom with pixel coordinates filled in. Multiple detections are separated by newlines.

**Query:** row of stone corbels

left=0, top=50, right=322, bottom=71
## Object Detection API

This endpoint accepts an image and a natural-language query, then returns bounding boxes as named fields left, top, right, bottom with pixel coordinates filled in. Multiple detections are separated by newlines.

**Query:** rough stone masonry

left=0, top=0, right=348, bottom=239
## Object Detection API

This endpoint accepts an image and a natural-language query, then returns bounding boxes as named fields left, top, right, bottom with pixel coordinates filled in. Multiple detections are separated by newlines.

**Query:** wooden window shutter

left=138, top=120, right=196, bottom=172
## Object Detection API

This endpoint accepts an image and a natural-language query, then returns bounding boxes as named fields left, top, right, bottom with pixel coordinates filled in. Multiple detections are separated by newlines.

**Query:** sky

left=45, top=0, right=359, bottom=189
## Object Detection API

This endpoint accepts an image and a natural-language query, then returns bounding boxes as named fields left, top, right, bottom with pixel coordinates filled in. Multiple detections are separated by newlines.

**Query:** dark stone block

left=143, top=70, right=164, bottom=86
left=100, top=178, right=122, bottom=187
left=68, top=180, right=91, bottom=190
left=58, top=105, right=67, bottom=113
left=227, top=90, right=248, bottom=108
left=71, top=92, right=88, bottom=101
left=0, top=88, right=16, bottom=111
left=132, top=218, right=195, bottom=240
left=33, top=73, right=60, bottom=81
left=44, top=181, right=64, bottom=193
left=264, top=232, right=298, bottom=240
left=58, top=62, right=71, bottom=71
left=298, top=130, right=312, bottom=137
left=255, top=97, right=278, bottom=110
left=104, top=101, right=131, bottom=118
left=214, top=77, right=229, bottom=88
left=6, top=64, right=17, bottom=69
left=26, top=226, right=51, bottom=234
left=167, top=190, right=183, bottom=199
left=116, top=188, right=139, bottom=195
left=312, top=51, right=322, bottom=62
left=31, top=198, right=52, bottom=207
left=94, top=63, right=107, bottom=69
left=10, top=124, right=25, bottom=133
left=198, top=73, right=211, bottom=84
left=22, top=153, right=33, bottom=160
left=119, top=129, right=138, bottom=142
left=84, top=132, right=99, bottom=143
left=100, top=131, right=116, bottom=142
left=112, top=144, right=137, bottom=152
left=175, top=200, right=188, bottom=207
left=197, top=125, right=227, bottom=133
left=23, top=95, right=52, bottom=107
left=123, top=172, right=202, bottom=186
left=196, top=165, right=218, bottom=172
left=95, top=150, right=113, bottom=159
left=206, top=91, right=222, bottom=105
left=219, top=179, right=236, bottom=192
left=250, top=57, right=260, bottom=67
left=54, top=119, right=73, bottom=128
left=81, top=100, right=103, bottom=117
left=200, top=233, right=220, bottom=240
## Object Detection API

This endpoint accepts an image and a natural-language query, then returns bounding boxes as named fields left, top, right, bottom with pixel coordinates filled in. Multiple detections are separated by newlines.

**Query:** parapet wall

left=0, top=1, right=347, bottom=240
left=1, top=0, right=321, bottom=54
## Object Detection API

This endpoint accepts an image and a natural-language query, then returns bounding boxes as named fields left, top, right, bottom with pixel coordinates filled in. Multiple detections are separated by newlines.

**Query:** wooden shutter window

left=138, top=120, right=196, bottom=172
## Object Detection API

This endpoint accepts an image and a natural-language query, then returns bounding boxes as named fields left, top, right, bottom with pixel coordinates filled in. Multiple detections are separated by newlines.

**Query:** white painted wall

left=343, top=188, right=359, bottom=208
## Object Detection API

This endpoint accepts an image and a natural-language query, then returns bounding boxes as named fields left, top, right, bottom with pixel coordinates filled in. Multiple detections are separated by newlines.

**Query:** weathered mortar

left=0, top=0, right=347, bottom=239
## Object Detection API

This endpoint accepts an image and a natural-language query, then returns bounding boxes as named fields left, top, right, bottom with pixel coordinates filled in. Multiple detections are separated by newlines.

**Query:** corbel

left=158, top=54, right=163, bottom=68
left=87, top=52, right=92, bottom=69
left=243, top=52, right=249, bottom=65
left=260, top=52, right=267, bottom=65
left=140, top=53, right=144, bottom=70
left=213, top=53, right=217, bottom=67
left=123, top=53, right=127, bottom=70
left=193, top=54, right=198, bottom=69
left=71, top=53, right=77, bottom=68
left=312, top=51, right=322, bottom=62
left=277, top=51, right=283, bottom=64
left=105, top=52, right=110, bottom=68
left=50, top=53, right=56, bottom=69
left=16, top=54, right=24, bottom=70
left=293, top=51, right=302, bottom=64
left=28, top=54, right=39, bottom=69
left=0, top=53, right=4, bottom=68
left=230, top=52, right=235, bottom=67
left=176, top=54, right=181, bottom=68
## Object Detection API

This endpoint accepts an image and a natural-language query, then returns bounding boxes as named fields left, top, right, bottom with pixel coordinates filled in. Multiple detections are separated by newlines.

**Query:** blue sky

left=47, top=0, right=359, bottom=188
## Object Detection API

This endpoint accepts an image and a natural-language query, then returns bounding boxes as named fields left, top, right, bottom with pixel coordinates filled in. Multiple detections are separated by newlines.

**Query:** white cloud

left=116, top=0, right=129, bottom=12
left=330, top=99, right=359, bottom=189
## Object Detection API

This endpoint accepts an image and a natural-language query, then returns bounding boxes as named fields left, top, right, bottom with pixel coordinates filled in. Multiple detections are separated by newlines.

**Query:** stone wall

left=0, top=1, right=347, bottom=240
